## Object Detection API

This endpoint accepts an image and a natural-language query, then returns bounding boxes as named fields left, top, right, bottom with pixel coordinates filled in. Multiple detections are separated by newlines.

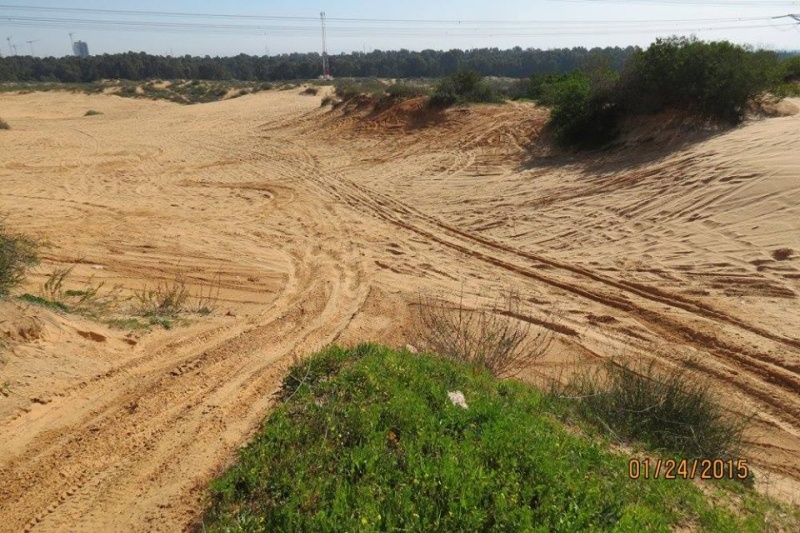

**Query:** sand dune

left=0, top=90, right=798, bottom=531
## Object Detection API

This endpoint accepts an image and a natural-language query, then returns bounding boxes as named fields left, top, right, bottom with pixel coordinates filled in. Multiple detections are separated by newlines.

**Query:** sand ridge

left=0, top=90, right=798, bottom=531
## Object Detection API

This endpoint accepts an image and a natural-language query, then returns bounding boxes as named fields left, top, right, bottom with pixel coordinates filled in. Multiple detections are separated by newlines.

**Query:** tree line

left=0, top=47, right=641, bottom=82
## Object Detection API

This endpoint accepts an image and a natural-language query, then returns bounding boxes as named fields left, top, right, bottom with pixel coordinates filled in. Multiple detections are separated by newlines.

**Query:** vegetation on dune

left=202, top=344, right=798, bottom=532
left=0, top=117, right=9, bottom=130
left=530, top=37, right=796, bottom=147
left=0, top=79, right=274, bottom=105
left=428, top=70, right=503, bottom=108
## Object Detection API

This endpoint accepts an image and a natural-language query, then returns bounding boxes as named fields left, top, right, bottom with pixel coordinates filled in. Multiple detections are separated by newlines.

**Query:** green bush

left=618, top=37, right=780, bottom=123
left=545, top=72, right=620, bottom=147
left=428, top=70, right=502, bottom=109
left=781, top=55, right=800, bottom=82
left=0, top=220, right=40, bottom=298
left=385, top=82, right=428, bottom=100
left=512, top=73, right=571, bottom=103
left=542, top=37, right=784, bottom=148
left=334, top=78, right=385, bottom=101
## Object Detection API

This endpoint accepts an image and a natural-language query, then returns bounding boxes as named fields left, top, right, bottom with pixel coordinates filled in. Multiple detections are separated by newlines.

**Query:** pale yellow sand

left=0, top=90, right=798, bottom=531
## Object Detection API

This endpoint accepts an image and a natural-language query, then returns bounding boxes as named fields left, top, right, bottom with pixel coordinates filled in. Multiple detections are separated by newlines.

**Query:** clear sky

left=1, top=0, right=798, bottom=58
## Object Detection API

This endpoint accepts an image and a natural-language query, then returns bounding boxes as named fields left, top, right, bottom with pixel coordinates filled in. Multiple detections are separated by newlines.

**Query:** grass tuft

left=84, top=110, right=103, bottom=116
left=0, top=218, right=41, bottom=298
left=0, top=118, right=9, bottom=130
left=557, top=358, right=749, bottom=461
left=134, top=276, right=189, bottom=318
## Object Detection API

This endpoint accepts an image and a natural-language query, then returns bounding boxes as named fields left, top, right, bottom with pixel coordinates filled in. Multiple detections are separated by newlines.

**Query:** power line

left=0, top=4, right=785, bottom=25
left=0, top=14, right=789, bottom=34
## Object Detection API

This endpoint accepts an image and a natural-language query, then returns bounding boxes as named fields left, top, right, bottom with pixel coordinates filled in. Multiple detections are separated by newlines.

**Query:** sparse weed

left=134, top=272, right=220, bottom=319
left=36, top=266, right=121, bottom=317
left=84, top=110, right=103, bottom=116
left=0, top=118, right=9, bottom=130
left=134, top=276, right=189, bottom=318
left=192, top=272, right=222, bottom=315
left=414, top=289, right=553, bottom=377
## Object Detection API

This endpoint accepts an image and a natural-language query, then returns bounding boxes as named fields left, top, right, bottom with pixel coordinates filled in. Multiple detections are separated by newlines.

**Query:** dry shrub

left=413, top=290, right=554, bottom=377
left=772, top=248, right=793, bottom=261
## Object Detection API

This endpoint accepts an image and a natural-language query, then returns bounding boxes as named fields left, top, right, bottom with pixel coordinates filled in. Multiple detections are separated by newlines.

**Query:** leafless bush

left=413, top=289, right=554, bottom=377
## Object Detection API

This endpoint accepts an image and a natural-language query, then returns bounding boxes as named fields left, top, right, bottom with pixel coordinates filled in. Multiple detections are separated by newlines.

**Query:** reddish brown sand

left=0, top=89, right=798, bottom=531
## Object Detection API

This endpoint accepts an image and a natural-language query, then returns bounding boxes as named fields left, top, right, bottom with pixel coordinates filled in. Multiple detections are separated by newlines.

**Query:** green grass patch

left=202, top=344, right=798, bottom=532
left=104, top=317, right=149, bottom=331
left=19, top=293, right=69, bottom=312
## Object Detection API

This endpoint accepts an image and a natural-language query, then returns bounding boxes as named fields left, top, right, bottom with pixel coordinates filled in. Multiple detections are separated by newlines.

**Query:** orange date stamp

left=628, top=458, right=750, bottom=480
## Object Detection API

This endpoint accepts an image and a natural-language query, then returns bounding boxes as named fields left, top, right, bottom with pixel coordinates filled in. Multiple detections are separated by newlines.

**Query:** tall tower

left=320, top=12, right=331, bottom=79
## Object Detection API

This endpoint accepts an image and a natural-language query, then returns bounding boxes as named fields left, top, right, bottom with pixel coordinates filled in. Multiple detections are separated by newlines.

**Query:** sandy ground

left=0, top=89, right=799, bottom=531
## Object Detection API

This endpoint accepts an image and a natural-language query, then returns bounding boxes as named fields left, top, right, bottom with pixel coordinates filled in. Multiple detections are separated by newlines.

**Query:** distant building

left=72, top=41, right=89, bottom=58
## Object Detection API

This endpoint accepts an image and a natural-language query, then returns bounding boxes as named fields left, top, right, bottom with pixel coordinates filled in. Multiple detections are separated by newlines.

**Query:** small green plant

left=0, top=118, right=9, bottom=130
left=301, top=86, right=319, bottom=96
left=558, top=358, right=748, bottom=460
left=320, top=94, right=335, bottom=107
left=83, top=110, right=103, bottom=116
left=105, top=317, right=148, bottom=331
left=0, top=219, right=40, bottom=298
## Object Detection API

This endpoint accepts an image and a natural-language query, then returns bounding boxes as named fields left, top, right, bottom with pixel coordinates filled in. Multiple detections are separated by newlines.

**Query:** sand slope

left=0, top=91, right=798, bottom=531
